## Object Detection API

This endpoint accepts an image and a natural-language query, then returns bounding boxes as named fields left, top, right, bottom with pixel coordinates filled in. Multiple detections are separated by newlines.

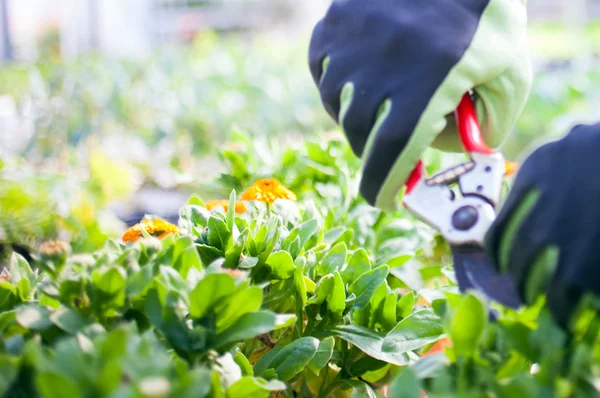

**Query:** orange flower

left=205, top=199, right=248, bottom=214
left=122, top=219, right=180, bottom=243
left=240, top=179, right=296, bottom=204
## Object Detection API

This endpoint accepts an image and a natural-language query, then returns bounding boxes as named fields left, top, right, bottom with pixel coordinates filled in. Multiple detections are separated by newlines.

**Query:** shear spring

left=426, top=162, right=475, bottom=186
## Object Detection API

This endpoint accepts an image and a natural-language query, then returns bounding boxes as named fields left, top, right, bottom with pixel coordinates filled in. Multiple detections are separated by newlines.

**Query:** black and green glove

left=486, top=122, right=600, bottom=327
left=309, top=0, right=531, bottom=210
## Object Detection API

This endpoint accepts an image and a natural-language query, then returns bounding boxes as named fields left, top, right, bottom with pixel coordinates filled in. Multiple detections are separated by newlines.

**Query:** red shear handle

left=405, top=93, right=491, bottom=196
left=455, top=93, right=493, bottom=154
left=405, top=160, right=425, bottom=194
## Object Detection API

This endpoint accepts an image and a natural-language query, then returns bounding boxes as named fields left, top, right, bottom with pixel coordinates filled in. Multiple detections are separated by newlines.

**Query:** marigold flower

left=240, top=179, right=296, bottom=204
left=205, top=199, right=248, bottom=214
left=122, top=219, right=180, bottom=243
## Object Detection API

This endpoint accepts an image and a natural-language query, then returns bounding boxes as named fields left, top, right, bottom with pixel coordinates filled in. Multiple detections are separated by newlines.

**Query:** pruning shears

left=403, top=93, right=522, bottom=309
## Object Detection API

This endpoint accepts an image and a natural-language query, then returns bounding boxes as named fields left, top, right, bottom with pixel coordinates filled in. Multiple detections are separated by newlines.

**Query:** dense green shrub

left=1, top=135, right=599, bottom=397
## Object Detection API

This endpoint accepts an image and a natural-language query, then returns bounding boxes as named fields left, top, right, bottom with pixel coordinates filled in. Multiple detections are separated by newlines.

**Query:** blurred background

left=0, top=0, right=599, bottom=257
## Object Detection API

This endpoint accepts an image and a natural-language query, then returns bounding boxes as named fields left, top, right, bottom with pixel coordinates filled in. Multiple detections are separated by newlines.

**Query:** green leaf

left=327, top=272, right=345, bottom=319
left=173, top=236, right=203, bottom=276
left=197, top=244, right=224, bottom=266
left=208, top=215, right=232, bottom=250
left=16, top=305, right=53, bottom=331
left=388, top=367, right=421, bottom=398
left=323, top=325, right=408, bottom=366
left=379, top=292, right=398, bottom=331
left=215, top=311, right=277, bottom=349
left=294, top=257, right=307, bottom=308
left=323, top=227, right=346, bottom=246
left=225, top=377, right=286, bottom=398
left=307, top=275, right=333, bottom=306
left=349, top=266, right=389, bottom=309
left=159, top=266, right=187, bottom=293
left=159, top=299, right=193, bottom=352
left=224, top=229, right=248, bottom=269
left=254, top=347, right=283, bottom=377
left=345, top=380, right=377, bottom=398
left=318, top=242, right=347, bottom=275
left=10, top=253, right=34, bottom=283
left=250, top=225, right=268, bottom=255
left=226, top=190, right=236, bottom=232
left=368, top=283, right=388, bottom=329
left=256, top=337, right=319, bottom=381
left=342, top=249, right=371, bottom=284
left=50, top=307, right=89, bottom=334
left=187, top=195, right=205, bottom=207
left=189, top=273, right=236, bottom=319
left=266, top=251, right=296, bottom=280
left=126, top=264, right=154, bottom=298
left=397, top=293, right=415, bottom=320
left=382, top=310, right=444, bottom=354
left=287, top=236, right=302, bottom=259
left=93, top=267, right=126, bottom=296
left=0, top=282, right=17, bottom=311
left=209, top=369, right=226, bottom=398
left=449, top=293, right=487, bottom=357
left=376, top=238, right=415, bottom=268
left=0, top=355, right=19, bottom=396
left=283, top=220, right=319, bottom=250
left=412, top=353, right=450, bottom=379
left=216, top=286, right=263, bottom=333
left=40, top=295, right=60, bottom=309
left=36, top=372, right=83, bottom=398
left=16, top=278, right=30, bottom=302
left=239, top=256, right=259, bottom=269
left=307, top=337, right=334, bottom=375
left=234, top=351, right=254, bottom=377
left=347, top=356, right=388, bottom=379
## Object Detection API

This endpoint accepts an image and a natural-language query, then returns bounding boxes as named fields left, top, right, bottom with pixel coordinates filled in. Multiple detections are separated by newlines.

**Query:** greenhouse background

left=0, top=0, right=600, bottom=250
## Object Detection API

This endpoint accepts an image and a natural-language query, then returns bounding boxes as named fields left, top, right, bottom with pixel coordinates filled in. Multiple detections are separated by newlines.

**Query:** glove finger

left=485, top=151, right=544, bottom=271
left=308, top=19, right=327, bottom=85
left=358, top=97, right=425, bottom=207
left=338, top=81, right=389, bottom=157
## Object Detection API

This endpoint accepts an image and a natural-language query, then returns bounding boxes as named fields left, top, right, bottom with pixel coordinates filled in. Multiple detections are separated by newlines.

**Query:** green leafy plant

left=1, top=126, right=600, bottom=397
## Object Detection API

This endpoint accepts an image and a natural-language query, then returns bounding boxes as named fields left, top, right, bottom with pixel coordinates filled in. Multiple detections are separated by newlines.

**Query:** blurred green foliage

left=2, top=26, right=600, bottom=258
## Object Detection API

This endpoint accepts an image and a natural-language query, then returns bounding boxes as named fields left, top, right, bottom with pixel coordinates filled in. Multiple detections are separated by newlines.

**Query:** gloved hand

left=486, top=123, right=600, bottom=327
left=309, top=0, right=531, bottom=210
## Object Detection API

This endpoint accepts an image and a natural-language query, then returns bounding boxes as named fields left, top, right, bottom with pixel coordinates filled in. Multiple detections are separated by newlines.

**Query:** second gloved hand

left=486, top=122, right=600, bottom=328
left=309, top=0, right=531, bottom=210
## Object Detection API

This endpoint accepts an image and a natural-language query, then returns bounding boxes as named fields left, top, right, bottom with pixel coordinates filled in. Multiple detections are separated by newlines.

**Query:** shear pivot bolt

left=452, top=206, right=478, bottom=231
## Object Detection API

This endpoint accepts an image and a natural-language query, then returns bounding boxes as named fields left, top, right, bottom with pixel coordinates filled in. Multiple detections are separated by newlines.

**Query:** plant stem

left=319, top=373, right=342, bottom=398
left=457, top=356, right=469, bottom=397
left=294, top=298, right=304, bottom=339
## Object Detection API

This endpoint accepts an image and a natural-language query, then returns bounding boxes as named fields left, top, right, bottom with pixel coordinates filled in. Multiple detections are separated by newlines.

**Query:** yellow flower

left=121, top=219, right=180, bottom=243
left=205, top=199, right=248, bottom=214
left=240, top=179, right=296, bottom=204
left=504, top=160, right=519, bottom=177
